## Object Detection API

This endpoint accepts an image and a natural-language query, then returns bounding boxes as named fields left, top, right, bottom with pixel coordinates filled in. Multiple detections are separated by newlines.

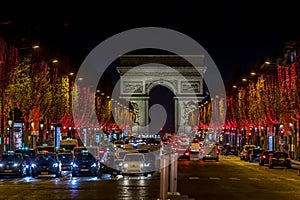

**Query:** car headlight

left=13, top=163, right=18, bottom=167
left=72, top=163, right=78, bottom=168
left=123, top=163, right=128, bottom=168
left=53, top=163, right=59, bottom=167
left=91, top=163, right=97, bottom=167
left=140, top=163, right=144, bottom=168
left=26, top=165, right=29, bottom=168
left=144, top=163, right=150, bottom=167
left=0, top=163, right=3, bottom=167
left=31, top=163, right=37, bottom=168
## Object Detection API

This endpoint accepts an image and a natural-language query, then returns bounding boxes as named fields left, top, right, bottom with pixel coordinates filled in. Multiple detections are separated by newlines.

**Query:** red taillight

left=262, top=155, right=266, bottom=158
left=184, top=152, right=190, bottom=156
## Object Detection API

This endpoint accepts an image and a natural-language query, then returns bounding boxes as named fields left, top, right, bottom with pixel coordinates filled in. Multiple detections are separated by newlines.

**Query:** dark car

left=15, top=148, right=37, bottom=175
left=58, top=152, right=74, bottom=171
left=0, top=151, right=27, bottom=178
left=99, top=151, right=121, bottom=177
left=258, top=150, right=274, bottom=166
left=31, top=152, right=62, bottom=178
left=249, top=148, right=264, bottom=162
left=72, top=151, right=101, bottom=177
left=177, top=146, right=190, bottom=161
left=240, top=145, right=256, bottom=160
left=269, top=151, right=291, bottom=169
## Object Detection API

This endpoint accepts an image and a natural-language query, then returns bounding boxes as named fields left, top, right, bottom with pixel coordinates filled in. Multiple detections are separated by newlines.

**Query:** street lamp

left=68, top=126, right=72, bottom=138
left=39, top=122, right=44, bottom=145
left=8, top=119, right=13, bottom=151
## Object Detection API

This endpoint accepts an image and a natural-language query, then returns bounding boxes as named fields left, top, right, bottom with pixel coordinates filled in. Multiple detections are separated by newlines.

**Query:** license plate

left=4, top=170, right=12, bottom=172
left=41, top=172, right=48, bottom=175
left=279, top=158, right=284, bottom=161
left=80, top=169, right=89, bottom=171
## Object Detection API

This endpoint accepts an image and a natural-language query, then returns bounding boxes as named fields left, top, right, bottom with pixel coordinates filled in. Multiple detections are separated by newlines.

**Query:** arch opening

left=148, top=85, right=175, bottom=134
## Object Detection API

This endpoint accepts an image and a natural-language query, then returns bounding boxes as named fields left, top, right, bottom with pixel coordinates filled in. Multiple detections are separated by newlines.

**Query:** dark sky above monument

left=1, top=1, right=299, bottom=82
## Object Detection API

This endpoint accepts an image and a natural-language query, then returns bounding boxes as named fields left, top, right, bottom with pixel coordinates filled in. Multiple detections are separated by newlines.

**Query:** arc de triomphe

left=117, top=55, right=206, bottom=135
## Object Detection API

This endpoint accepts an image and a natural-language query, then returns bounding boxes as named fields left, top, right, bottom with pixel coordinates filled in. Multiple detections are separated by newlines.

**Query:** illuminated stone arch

left=117, top=55, right=206, bottom=135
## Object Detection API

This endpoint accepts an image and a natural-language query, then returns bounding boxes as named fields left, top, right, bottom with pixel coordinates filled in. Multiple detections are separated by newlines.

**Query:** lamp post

left=68, top=126, right=71, bottom=138
left=8, top=119, right=13, bottom=151
left=39, top=122, right=44, bottom=146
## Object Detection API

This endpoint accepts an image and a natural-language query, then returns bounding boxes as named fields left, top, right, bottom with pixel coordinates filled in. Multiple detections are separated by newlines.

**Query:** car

left=99, top=151, right=121, bottom=177
left=15, top=147, right=37, bottom=175
left=0, top=151, right=27, bottom=178
left=72, top=150, right=101, bottom=177
left=189, top=142, right=201, bottom=160
left=73, top=146, right=100, bottom=162
left=31, top=151, right=62, bottom=178
left=177, top=146, right=190, bottom=161
left=202, top=144, right=219, bottom=162
left=269, top=151, right=291, bottom=169
left=249, top=148, right=264, bottom=162
left=121, top=153, right=150, bottom=176
left=240, top=145, right=256, bottom=160
left=113, top=140, right=125, bottom=149
left=221, top=145, right=238, bottom=156
left=258, top=150, right=274, bottom=166
left=58, top=152, right=74, bottom=171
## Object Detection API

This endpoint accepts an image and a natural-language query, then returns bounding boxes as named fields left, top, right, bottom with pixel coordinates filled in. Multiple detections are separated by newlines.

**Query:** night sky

left=1, top=1, right=299, bottom=82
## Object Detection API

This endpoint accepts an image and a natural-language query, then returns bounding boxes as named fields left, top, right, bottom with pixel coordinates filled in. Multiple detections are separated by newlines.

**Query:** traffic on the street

left=0, top=135, right=300, bottom=200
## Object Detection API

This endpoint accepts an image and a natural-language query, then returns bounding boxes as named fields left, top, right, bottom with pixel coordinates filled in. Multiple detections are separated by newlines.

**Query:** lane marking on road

left=248, top=177, right=260, bottom=181
left=189, top=177, right=200, bottom=180
left=229, top=177, right=240, bottom=181
left=285, top=178, right=299, bottom=181
left=209, top=177, right=221, bottom=180
left=267, top=178, right=281, bottom=182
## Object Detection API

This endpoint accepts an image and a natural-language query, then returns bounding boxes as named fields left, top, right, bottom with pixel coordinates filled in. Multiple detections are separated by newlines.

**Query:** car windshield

left=15, top=150, right=36, bottom=158
left=124, top=154, right=144, bottom=162
left=58, top=154, right=73, bottom=161
left=1, top=154, right=22, bottom=162
left=36, top=154, right=57, bottom=162
left=274, top=152, right=288, bottom=158
left=75, top=153, right=95, bottom=162
left=253, top=149, right=263, bottom=154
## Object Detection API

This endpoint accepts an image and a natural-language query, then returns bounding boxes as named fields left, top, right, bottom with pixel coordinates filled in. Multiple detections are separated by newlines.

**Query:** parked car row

left=238, top=144, right=293, bottom=169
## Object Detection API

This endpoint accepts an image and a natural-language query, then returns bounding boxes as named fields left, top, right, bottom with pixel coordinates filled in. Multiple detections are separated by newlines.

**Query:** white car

left=121, top=153, right=150, bottom=175
left=189, top=142, right=201, bottom=160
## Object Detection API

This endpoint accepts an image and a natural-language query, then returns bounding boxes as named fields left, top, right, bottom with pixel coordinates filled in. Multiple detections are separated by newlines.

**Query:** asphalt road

left=0, top=156, right=299, bottom=200
left=177, top=156, right=300, bottom=200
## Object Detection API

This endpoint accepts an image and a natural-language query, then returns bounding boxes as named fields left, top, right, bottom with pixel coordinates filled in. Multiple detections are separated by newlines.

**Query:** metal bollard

left=169, top=153, right=179, bottom=195
left=159, top=155, right=169, bottom=200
